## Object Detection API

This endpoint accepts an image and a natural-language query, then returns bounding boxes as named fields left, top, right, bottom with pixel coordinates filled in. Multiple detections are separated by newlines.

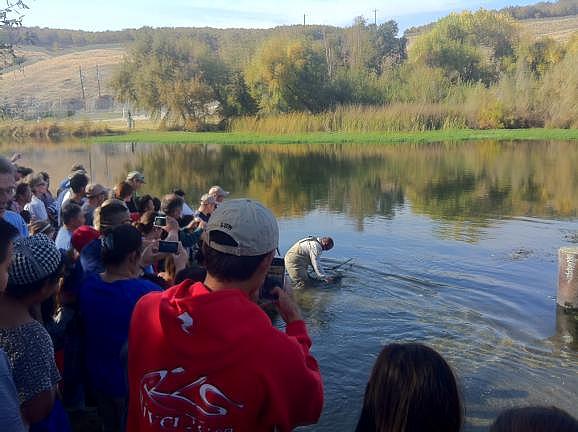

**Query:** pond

left=2, top=139, right=578, bottom=430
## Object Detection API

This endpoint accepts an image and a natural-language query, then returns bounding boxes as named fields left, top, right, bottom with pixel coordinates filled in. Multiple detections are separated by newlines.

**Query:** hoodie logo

left=177, top=312, right=194, bottom=334
left=140, top=368, right=244, bottom=429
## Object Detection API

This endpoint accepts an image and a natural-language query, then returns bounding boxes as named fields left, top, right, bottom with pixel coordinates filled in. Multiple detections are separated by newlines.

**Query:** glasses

left=0, top=186, right=16, bottom=197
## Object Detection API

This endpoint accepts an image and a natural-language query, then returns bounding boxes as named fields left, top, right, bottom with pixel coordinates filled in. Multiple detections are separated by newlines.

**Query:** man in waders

left=285, top=236, right=334, bottom=288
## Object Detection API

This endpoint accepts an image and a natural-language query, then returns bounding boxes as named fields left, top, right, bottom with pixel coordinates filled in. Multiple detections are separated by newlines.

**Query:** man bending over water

left=285, top=236, right=334, bottom=289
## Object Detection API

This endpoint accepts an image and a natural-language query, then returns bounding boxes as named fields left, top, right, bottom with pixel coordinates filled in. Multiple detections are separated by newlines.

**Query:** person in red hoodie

left=127, top=198, right=323, bottom=432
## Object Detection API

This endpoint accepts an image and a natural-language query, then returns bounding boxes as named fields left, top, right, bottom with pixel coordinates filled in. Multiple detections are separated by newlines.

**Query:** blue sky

left=22, top=0, right=538, bottom=32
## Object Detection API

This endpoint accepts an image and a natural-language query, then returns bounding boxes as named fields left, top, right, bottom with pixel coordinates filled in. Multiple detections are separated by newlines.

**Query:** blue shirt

left=80, top=238, right=103, bottom=275
left=2, top=211, right=28, bottom=238
left=79, top=274, right=161, bottom=397
left=0, top=349, right=26, bottom=432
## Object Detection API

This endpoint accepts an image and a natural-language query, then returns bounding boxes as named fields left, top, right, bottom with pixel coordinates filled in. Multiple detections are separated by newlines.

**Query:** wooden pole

left=558, top=247, right=578, bottom=310
left=79, top=65, right=86, bottom=111
left=96, top=64, right=102, bottom=98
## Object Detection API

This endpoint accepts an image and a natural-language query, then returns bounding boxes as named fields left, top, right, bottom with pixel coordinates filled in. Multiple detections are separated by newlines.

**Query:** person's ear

left=257, top=251, right=275, bottom=274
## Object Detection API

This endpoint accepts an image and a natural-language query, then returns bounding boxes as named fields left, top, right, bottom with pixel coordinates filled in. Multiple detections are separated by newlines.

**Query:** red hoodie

left=127, top=280, right=323, bottom=432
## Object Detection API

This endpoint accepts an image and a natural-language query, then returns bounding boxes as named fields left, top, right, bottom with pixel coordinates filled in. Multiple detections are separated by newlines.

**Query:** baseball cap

left=71, top=226, right=100, bottom=252
left=200, top=193, right=217, bottom=205
left=208, top=185, right=229, bottom=198
left=126, top=171, right=145, bottom=183
left=86, top=183, right=108, bottom=198
left=203, top=199, right=278, bottom=256
left=9, top=234, right=63, bottom=286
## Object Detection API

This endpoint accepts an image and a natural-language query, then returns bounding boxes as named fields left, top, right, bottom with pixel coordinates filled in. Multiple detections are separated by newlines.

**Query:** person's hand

left=10, top=153, right=22, bottom=164
left=185, top=219, right=200, bottom=231
left=163, top=216, right=180, bottom=235
left=140, top=240, right=168, bottom=267
left=172, top=242, right=189, bottom=273
left=273, top=287, right=302, bottom=324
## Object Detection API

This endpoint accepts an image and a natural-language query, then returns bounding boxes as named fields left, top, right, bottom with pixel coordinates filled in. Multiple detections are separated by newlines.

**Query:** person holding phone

left=127, top=199, right=323, bottom=432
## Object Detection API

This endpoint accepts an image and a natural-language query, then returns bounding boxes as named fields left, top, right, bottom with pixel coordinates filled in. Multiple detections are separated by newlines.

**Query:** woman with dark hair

left=356, top=343, right=462, bottom=432
left=134, top=211, right=161, bottom=242
left=137, top=194, right=155, bottom=215
left=0, top=234, right=64, bottom=427
left=11, top=182, right=32, bottom=214
left=24, top=173, right=49, bottom=222
left=491, top=406, right=578, bottom=432
left=79, top=224, right=161, bottom=432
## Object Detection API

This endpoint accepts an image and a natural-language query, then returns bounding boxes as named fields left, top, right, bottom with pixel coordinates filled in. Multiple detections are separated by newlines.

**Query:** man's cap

left=86, top=183, right=108, bottom=198
left=204, top=199, right=278, bottom=256
left=9, top=234, right=62, bottom=286
left=71, top=226, right=100, bottom=252
left=200, top=193, right=217, bottom=205
left=208, top=185, right=229, bottom=198
left=126, top=171, right=145, bottom=183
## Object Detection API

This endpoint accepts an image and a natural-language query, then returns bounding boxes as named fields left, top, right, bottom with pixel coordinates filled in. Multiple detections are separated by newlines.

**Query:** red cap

left=71, top=226, right=100, bottom=253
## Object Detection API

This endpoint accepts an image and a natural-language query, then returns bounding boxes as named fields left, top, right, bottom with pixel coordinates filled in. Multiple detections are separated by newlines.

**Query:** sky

left=20, top=0, right=539, bottom=32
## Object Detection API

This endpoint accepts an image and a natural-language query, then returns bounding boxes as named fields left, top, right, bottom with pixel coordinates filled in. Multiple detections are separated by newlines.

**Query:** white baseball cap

left=208, top=185, right=229, bottom=197
left=203, top=199, right=278, bottom=256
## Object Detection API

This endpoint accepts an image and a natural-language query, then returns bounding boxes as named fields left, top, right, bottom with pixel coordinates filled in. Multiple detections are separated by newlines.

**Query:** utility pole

left=96, top=64, right=102, bottom=98
left=373, top=9, right=378, bottom=26
left=303, top=14, right=306, bottom=26
left=79, top=65, right=86, bottom=111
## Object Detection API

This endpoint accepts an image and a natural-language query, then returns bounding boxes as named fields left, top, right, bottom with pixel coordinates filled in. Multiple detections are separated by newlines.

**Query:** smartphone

left=158, top=240, right=178, bottom=254
left=260, top=257, right=285, bottom=301
left=154, top=215, right=167, bottom=227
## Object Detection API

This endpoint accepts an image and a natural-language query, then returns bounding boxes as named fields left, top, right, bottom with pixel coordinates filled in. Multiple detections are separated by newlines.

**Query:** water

left=2, top=139, right=577, bottom=430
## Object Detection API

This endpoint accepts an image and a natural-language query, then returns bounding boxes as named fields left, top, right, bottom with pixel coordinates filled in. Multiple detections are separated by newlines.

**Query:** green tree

left=522, top=37, right=565, bottom=76
left=246, top=36, right=330, bottom=113
left=1, top=0, right=27, bottom=68
left=409, top=10, right=519, bottom=84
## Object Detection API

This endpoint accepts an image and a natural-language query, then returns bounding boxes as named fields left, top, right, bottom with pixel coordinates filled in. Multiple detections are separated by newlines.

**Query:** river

left=2, top=139, right=577, bottom=430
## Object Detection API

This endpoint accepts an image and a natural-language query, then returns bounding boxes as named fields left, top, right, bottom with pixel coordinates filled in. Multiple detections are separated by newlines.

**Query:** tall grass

left=0, top=119, right=117, bottom=139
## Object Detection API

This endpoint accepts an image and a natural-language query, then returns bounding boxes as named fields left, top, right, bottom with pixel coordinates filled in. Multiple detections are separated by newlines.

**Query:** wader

left=285, top=237, right=319, bottom=289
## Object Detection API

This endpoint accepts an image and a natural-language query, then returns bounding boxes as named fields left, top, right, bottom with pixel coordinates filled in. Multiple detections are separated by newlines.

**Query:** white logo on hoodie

left=177, top=312, right=194, bottom=334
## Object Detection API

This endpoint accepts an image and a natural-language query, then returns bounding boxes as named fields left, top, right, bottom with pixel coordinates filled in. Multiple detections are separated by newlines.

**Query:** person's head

left=39, top=171, right=50, bottom=187
left=490, top=406, right=578, bottom=432
left=137, top=194, right=155, bottom=214
left=174, top=266, right=207, bottom=285
left=69, top=172, right=89, bottom=196
left=320, top=237, right=334, bottom=251
left=201, top=199, right=279, bottom=295
left=6, top=234, right=64, bottom=305
left=0, top=156, right=16, bottom=218
left=86, top=183, right=108, bottom=207
left=356, top=343, right=462, bottom=432
left=71, top=225, right=100, bottom=253
left=0, top=219, right=19, bottom=292
left=101, top=224, right=143, bottom=275
left=61, top=201, right=85, bottom=231
left=14, top=182, right=32, bottom=205
left=161, top=194, right=184, bottom=220
left=25, top=172, right=47, bottom=197
left=114, top=181, right=134, bottom=203
left=15, top=166, right=33, bottom=181
left=126, top=171, right=145, bottom=190
left=208, top=185, right=229, bottom=203
left=199, top=193, right=217, bottom=214
left=93, top=199, right=130, bottom=234
left=135, top=211, right=161, bottom=240
left=29, top=220, right=56, bottom=239
left=70, top=164, right=86, bottom=174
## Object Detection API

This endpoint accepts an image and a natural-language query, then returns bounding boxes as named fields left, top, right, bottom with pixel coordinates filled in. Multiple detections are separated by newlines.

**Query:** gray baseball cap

left=204, top=199, right=278, bottom=256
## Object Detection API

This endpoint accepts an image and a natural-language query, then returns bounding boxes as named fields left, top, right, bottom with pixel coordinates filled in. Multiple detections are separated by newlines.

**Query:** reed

left=0, top=119, right=117, bottom=139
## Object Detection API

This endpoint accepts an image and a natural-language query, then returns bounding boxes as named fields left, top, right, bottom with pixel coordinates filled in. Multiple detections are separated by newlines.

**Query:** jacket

left=127, top=280, right=323, bottom=432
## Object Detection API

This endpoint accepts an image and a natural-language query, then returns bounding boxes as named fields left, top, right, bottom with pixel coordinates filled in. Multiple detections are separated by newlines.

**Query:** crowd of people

left=0, top=153, right=577, bottom=432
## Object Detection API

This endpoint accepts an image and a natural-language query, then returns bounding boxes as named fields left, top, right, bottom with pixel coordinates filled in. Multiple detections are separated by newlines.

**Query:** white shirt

left=296, top=237, right=327, bottom=279
left=24, top=195, right=48, bottom=221
left=55, top=226, right=73, bottom=251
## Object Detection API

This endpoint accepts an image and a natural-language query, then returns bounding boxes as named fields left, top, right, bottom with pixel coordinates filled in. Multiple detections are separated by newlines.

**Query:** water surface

left=3, top=139, right=577, bottom=430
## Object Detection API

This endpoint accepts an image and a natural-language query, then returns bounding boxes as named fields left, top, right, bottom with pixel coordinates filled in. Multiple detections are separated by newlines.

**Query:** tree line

left=109, top=10, right=578, bottom=130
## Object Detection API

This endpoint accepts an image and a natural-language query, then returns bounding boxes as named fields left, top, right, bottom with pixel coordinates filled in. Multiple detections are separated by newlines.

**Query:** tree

left=111, top=32, right=248, bottom=130
left=1, top=1, right=28, bottom=68
left=522, top=37, right=565, bottom=77
left=246, top=36, right=330, bottom=113
left=409, top=10, right=519, bottom=84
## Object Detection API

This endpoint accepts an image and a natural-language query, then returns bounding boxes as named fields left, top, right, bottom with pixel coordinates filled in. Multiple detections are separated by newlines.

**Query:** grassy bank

left=92, top=128, right=578, bottom=145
